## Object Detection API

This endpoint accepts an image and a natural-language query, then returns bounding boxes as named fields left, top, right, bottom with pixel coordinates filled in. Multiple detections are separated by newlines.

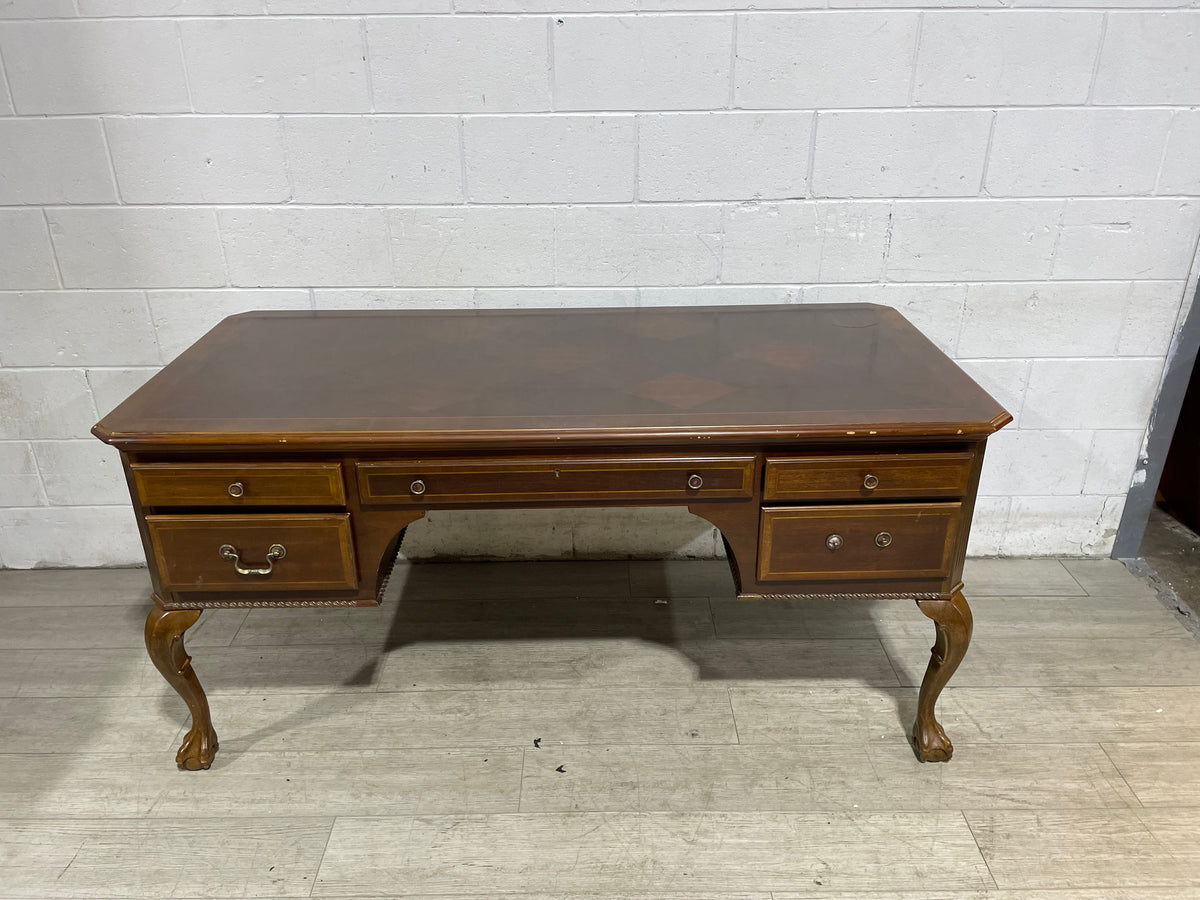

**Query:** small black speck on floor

left=555, top=765, right=566, bottom=773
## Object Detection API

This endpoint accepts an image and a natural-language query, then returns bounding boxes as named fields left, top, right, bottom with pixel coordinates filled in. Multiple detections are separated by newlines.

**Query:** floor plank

left=961, top=558, right=1087, bottom=596
left=517, top=742, right=1138, bottom=812
left=312, top=811, right=993, bottom=895
left=0, top=567, right=152, bottom=607
left=0, top=696, right=183, bottom=754
left=0, top=604, right=246, bottom=650
left=1101, top=742, right=1200, bottom=806
left=0, top=817, right=331, bottom=898
left=0, top=749, right=522, bottom=818
left=967, top=808, right=1200, bottom=889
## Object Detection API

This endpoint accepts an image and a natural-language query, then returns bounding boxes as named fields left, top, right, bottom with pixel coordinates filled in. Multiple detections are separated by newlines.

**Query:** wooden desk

left=93, top=304, right=1010, bottom=770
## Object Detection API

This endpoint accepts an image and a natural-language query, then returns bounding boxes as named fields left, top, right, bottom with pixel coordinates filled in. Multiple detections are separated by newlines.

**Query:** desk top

left=93, top=304, right=1011, bottom=451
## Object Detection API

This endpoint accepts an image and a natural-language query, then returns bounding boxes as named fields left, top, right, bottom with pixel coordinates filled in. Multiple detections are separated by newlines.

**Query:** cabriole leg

left=144, top=606, right=218, bottom=770
left=912, top=590, right=973, bottom=762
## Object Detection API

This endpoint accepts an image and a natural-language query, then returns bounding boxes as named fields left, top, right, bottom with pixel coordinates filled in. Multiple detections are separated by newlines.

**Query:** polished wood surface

left=92, top=303, right=1011, bottom=768
left=94, top=305, right=1009, bottom=449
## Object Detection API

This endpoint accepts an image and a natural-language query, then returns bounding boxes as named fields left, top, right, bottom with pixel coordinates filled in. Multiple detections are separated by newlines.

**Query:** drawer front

left=758, top=503, right=961, bottom=582
left=357, top=456, right=757, bottom=506
left=763, top=453, right=972, bottom=502
left=147, top=513, right=357, bottom=591
left=132, top=462, right=345, bottom=508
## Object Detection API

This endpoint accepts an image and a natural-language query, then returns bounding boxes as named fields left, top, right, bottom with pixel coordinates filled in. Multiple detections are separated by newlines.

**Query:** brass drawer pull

left=227, top=481, right=245, bottom=498
left=825, top=533, right=843, bottom=552
left=410, top=479, right=427, bottom=496
left=863, top=474, right=879, bottom=490
left=687, top=473, right=704, bottom=490
left=218, top=543, right=286, bottom=576
left=876, top=531, right=893, bottom=548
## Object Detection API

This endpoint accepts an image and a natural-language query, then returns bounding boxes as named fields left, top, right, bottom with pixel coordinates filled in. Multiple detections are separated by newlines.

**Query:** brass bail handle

left=219, top=543, right=286, bottom=576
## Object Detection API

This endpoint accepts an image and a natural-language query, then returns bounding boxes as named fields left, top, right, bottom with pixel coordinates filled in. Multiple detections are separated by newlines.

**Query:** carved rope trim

left=162, top=599, right=361, bottom=609
left=741, top=591, right=946, bottom=601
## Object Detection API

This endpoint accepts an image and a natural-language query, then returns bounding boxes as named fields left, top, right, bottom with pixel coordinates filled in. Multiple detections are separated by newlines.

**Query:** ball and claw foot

left=912, top=718, right=953, bottom=763
left=176, top=723, right=219, bottom=771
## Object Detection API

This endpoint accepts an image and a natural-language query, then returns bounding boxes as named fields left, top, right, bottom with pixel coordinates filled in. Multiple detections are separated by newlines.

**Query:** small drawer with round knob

left=763, top=453, right=973, bottom=502
left=758, top=502, right=961, bottom=582
left=356, top=456, right=756, bottom=506
left=131, top=462, right=345, bottom=508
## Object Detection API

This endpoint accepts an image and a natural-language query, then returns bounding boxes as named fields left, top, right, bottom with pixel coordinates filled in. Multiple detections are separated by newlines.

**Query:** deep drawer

left=146, top=513, right=357, bottom=591
left=356, top=456, right=757, bottom=506
left=763, top=453, right=972, bottom=502
left=132, top=462, right=345, bottom=508
left=757, top=503, right=961, bottom=582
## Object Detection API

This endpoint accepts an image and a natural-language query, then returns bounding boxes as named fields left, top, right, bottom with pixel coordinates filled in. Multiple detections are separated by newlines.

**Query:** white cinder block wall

left=1, top=0, right=1198, bottom=567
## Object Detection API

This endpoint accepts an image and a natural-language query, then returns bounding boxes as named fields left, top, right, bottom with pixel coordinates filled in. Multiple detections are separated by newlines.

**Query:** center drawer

left=356, top=456, right=756, bottom=506
left=146, top=513, right=357, bottom=592
left=758, top=503, right=961, bottom=582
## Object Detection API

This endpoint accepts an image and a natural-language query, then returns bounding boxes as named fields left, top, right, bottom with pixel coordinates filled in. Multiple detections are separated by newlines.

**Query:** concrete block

left=473, top=288, right=637, bottom=308
left=314, top=288, right=474, bottom=310
left=723, top=201, right=890, bottom=284
left=399, top=508, right=574, bottom=561
left=465, top=115, right=635, bottom=203
left=1053, top=199, right=1200, bottom=281
left=0, top=506, right=143, bottom=568
left=0, top=291, right=159, bottom=367
left=368, top=16, right=549, bottom=112
left=554, top=15, right=731, bottom=111
left=0, top=443, right=46, bottom=508
left=285, top=116, right=462, bottom=204
left=106, top=116, right=290, bottom=204
left=977, top=429, right=1091, bottom=496
left=1159, top=110, right=1200, bottom=195
left=0, top=20, right=190, bottom=114
left=555, top=205, right=723, bottom=287
left=639, top=286, right=801, bottom=306
left=388, top=207, right=556, bottom=285
left=638, top=112, right=811, bottom=202
left=33, top=440, right=129, bottom=506
left=1084, top=430, right=1145, bottom=496
left=886, top=200, right=1059, bottom=281
left=181, top=17, right=370, bottom=113
left=0, top=369, right=97, bottom=440
left=965, top=496, right=1009, bottom=557
left=80, top=0, right=264, bottom=11
left=267, top=0, right=449, bottom=10
left=220, top=207, right=391, bottom=288
left=802, top=283, right=966, bottom=356
left=954, top=359, right=1030, bottom=427
left=1094, top=12, right=1200, bottom=105
left=0, top=0, right=76, bottom=15
left=987, top=109, right=1172, bottom=197
left=459, top=0, right=631, bottom=9
left=390, top=207, right=555, bottom=287
left=46, top=208, right=226, bottom=289
left=914, top=11, right=1102, bottom=105
left=0, top=118, right=116, bottom=204
left=0, top=209, right=58, bottom=290
left=86, top=368, right=160, bottom=419
left=570, top=507, right=718, bottom=560
left=1116, top=282, right=1186, bottom=357
left=1022, top=358, right=1164, bottom=430
left=812, top=110, right=991, bottom=198
left=148, top=290, right=311, bottom=362
left=1002, top=495, right=1123, bottom=556
left=735, top=12, right=918, bottom=109
left=958, top=282, right=1131, bottom=359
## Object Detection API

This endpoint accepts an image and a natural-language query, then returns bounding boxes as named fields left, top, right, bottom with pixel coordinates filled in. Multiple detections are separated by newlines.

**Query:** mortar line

left=40, top=208, right=65, bottom=289
left=1087, top=13, right=1109, bottom=106
left=97, top=118, right=124, bottom=204
left=360, top=17, right=376, bottom=114
left=174, top=20, right=196, bottom=112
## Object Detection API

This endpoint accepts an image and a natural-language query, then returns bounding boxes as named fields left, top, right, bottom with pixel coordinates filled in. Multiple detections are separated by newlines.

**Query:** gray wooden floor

left=2, top=557, right=1200, bottom=898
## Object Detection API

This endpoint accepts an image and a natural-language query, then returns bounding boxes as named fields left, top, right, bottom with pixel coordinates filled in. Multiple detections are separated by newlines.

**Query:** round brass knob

left=410, top=479, right=427, bottom=496
left=863, top=474, right=879, bottom=490
left=687, top=474, right=704, bottom=490
left=227, top=482, right=245, bottom=498
left=825, top=534, right=844, bottom=552
left=875, top=531, right=893, bottom=548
